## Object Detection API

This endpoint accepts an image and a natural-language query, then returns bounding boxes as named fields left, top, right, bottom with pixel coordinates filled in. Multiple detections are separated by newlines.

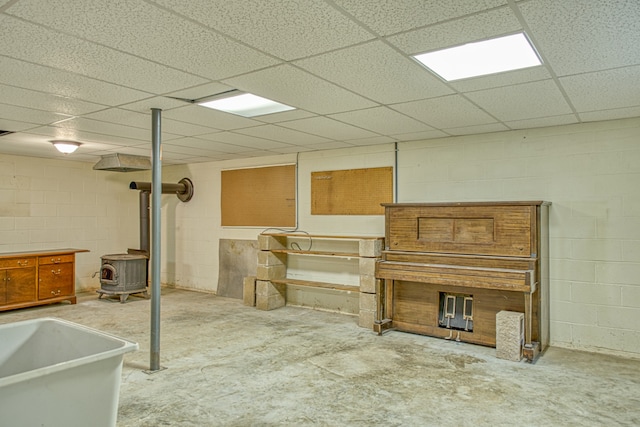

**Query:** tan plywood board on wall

left=221, top=165, right=296, bottom=227
left=311, top=167, right=393, bottom=215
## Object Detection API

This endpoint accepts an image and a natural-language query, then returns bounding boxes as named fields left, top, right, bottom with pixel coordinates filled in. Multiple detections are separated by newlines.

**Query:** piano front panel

left=385, top=204, right=536, bottom=257
left=392, top=280, right=528, bottom=347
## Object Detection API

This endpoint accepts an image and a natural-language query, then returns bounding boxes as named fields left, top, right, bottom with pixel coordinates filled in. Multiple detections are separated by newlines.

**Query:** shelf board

left=269, top=249, right=360, bottom=258
left=261, top=233, right=383, bottom=240
left=270, top=278, right=358, bottom=292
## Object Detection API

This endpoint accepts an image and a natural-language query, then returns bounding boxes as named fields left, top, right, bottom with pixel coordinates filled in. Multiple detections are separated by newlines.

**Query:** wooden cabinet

left=1, top=257, right=37, bottom=305
left=376, top=201, right=550, bottom=361
left=0, top=249, right=88, bottom=312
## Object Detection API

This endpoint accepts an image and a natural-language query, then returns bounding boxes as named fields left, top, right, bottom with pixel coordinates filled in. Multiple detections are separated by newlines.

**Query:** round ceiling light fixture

left=50, top=140, right=81, bottom=154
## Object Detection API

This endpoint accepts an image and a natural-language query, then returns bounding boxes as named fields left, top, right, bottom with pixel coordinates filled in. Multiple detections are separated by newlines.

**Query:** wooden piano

left=375, top=201, right=550, bottom=362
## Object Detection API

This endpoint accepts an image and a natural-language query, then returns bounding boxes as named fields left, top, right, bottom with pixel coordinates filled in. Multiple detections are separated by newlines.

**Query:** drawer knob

left=51, top=290, right=61, bottom=296
left=51, top=258, right=61, bottom=263
left=51, top=269, right=62, bottom=275
left=17, top=260, right=29, bottom=266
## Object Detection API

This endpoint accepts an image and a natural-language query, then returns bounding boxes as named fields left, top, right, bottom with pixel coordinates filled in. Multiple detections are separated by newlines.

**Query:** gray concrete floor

left=1, top=288, right=639, bottom=426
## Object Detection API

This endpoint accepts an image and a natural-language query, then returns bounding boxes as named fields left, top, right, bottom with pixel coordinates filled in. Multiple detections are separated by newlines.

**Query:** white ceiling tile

left=0, top=84, right=106, bottom=116
left=330, top=107, right=435, bottom=135
left=235, top=125, right=333, bottom=146
left=0, top=0, right=637, bottom=162
left=28, top=125, right=151, bottom=148
left=8, top=0, right=280, bottom=80
left=304, top=141, right=358, bottom=151
left=388, top=6, right=520, bottom=54
left=171, top=153, right=241, bottom=163
left=271, top=145, right=317, bottom=154
left=83, top=109, right=151, bottom=129
left=52, top=117, right=158, bottom=142
left=519, top=0, right=640, bottom=75
left=162, top=120, right=221, bottom=138
left=443, top=123, right=510, bottom=136
left=0, top=103, right=72, bottom=125
left=579, top=106, right=640, bottom=123
left=83, top=108, right=217, bottom=137
left=504, top=114, right=579, bottom=130
left=162, top=105, right=261, bottom=131
left=449, top=67, right=551, bottom=92
left=152, top=0, right=375, bottom=60
left=168, top=137, right=261, bottom=154
left=118, top=97, right=192, bottom=114
left=295, top=41, right=453, bottom=104
left=465, top=80, right=574, bottom=122
left=279, top=117, right=379, bottom=140
left=0, top=118, right=40, bottom=132
left=559, top=66, right=640, bottom=112
left=223, top=65, right=378, bottom=115
left=252, top=109, right=317, bottom=124
left=0, top=57, right=149, bottom=106
left=391, top=95, right=498, bottom=129
left=0, top=15, right=207, bottom=94
left=199, top=132, right=295, bottom=151
left=161, top=143, right=229, bottom=158
left=335, top=0, right=507, bottom=36
left=165, top=83, right=235, bottom=102
left=230, top=149, right=283, bottom=158
left=0, top=137, right=61, bottom=158
left=344, top=136, right=396, bottom=146
left=108, top=145, right=155, bottom=157
left=389, top=130, right=450, bottom=141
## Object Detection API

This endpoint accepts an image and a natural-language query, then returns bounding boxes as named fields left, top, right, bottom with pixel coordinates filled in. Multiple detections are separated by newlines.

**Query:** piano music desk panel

left=376, top=202, right=550, bottom=362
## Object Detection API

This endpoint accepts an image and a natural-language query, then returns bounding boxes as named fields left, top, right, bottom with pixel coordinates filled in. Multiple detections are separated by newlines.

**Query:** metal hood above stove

left=93, top=153, right=151, bottom=172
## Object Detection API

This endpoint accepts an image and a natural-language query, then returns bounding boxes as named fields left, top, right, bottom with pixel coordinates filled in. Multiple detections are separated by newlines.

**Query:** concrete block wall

left=397, top=117, right=640, bottom=357
left=0, top=153, right=142, bottom=291
left=4, top=116, right=640, bottom=358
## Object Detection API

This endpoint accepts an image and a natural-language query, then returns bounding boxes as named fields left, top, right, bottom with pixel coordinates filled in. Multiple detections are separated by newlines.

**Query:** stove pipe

left=129, top=177, right=194, bottom=255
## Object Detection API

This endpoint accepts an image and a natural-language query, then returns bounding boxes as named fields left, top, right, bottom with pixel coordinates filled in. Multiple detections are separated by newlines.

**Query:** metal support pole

left=150, top=108, right=162, bottom=372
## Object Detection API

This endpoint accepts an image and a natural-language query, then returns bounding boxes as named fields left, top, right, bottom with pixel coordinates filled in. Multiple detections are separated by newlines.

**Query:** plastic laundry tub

left=0, top=317, right=138, bottom=427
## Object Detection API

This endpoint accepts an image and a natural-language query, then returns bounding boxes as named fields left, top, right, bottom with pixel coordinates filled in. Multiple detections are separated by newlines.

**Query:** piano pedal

left=463, top=296, right=473, bottom=332
left=444, top=329, right=453, bottom=340
left=455, top=331, right=461, bottom=342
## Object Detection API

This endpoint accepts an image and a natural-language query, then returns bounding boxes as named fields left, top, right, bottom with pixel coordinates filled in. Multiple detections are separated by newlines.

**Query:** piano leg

left=523, top=291, right=540, bottom=362
left=374, top=279, right=394, bottom=335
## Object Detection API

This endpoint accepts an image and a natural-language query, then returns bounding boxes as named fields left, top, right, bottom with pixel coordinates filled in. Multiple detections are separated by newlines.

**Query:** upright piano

left=375, top=201, right=550, bottom=361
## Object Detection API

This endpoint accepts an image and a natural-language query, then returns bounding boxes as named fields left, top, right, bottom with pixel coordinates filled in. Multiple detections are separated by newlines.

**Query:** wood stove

left=97, top=253, right=148, bottom=303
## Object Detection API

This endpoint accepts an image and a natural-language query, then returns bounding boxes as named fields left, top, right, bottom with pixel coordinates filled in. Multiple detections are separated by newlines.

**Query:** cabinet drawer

left=38, top=263, right=74, bottom=300
left=39, top=254, right=75, bottom=265
left=0, top=257, right=36, bottom=268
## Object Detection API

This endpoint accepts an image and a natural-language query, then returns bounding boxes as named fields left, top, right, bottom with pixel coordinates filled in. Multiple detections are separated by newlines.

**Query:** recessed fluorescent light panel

left=198, top=92, right=295, bottom=117
left=413, top=33, right=542, bottom=81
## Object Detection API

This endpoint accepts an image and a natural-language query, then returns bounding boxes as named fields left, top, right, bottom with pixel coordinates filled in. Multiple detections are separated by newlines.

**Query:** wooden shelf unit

left=0, top=249, right=89, bottom=312
left=254, top=233, right=383, bottom=328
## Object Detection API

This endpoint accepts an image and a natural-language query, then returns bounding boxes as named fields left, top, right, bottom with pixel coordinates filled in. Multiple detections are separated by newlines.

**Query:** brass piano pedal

left=455, top=331, right=461, bottom=342
left=444, top=329, right=453, bottom=340
left=463, top=296, right=474, bottom=332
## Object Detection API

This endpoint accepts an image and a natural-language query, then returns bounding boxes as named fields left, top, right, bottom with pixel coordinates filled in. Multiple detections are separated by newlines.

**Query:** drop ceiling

left=0, top=0, right=639, bottom=165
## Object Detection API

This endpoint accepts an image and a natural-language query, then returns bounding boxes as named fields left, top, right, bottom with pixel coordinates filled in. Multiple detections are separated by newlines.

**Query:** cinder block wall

left=397, top=117, right=640, bottom=357
left=0, top=153, right=142, bottom=290
left=3, top=116, right=639, bottom=358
